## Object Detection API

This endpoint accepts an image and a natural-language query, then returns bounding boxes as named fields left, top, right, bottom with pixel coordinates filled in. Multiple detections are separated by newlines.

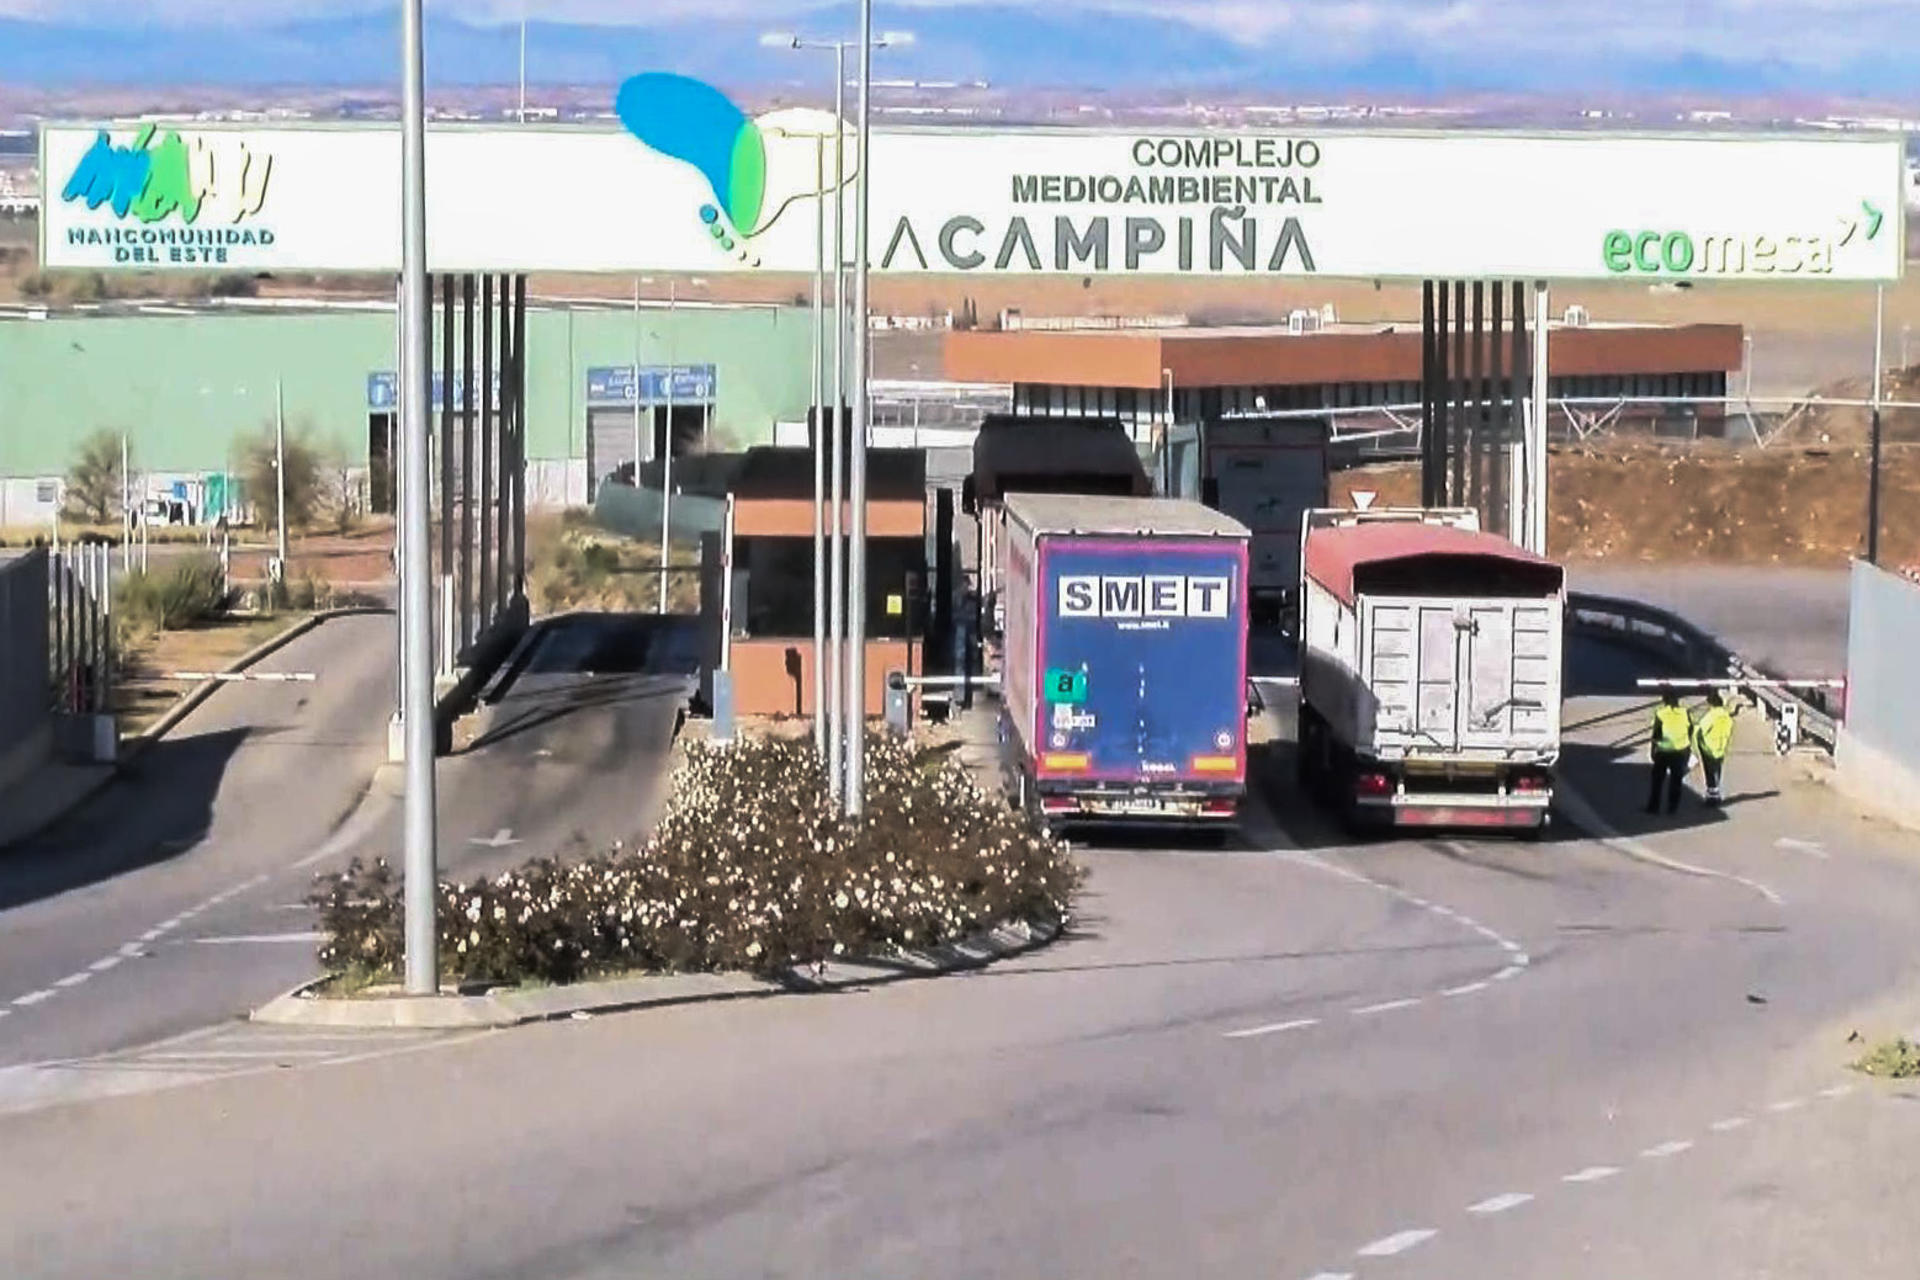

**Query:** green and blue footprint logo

left=618, top=73, right=842, bottom=267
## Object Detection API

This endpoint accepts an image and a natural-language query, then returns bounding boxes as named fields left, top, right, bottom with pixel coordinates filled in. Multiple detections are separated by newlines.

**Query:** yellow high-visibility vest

left=1696, top=706, right=1735, bottom=759
left=1654, top=705, right=1692, bottom=753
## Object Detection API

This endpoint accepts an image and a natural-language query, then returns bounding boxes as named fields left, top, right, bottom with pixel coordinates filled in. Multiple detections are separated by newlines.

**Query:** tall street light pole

left=810, top=135, right=827, bottom=758
left=765, top=26, right=911, bottom=806
left=399, top=0, right=440, bottom=996
left=845, top=0, right=875, bottom=817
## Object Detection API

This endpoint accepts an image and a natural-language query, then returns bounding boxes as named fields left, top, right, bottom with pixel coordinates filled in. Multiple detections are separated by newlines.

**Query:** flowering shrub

left=311, top=733, right=1079, bottom=987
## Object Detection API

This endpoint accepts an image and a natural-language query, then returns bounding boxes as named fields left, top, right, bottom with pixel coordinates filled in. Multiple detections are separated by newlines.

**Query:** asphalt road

left=0, top=610, right=689, bottom=1071
left=1571, top=563, right=1851, bottom=679
left=4, top=637, right=1920, bottom=1278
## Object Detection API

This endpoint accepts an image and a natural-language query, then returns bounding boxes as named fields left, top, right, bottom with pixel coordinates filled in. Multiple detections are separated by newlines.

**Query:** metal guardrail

left=1566, top=591, right=1839, bottom=754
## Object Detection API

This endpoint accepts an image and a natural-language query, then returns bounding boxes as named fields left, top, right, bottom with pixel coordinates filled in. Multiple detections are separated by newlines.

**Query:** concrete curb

left=251, top=916, right=1063, bottom=1030
left=124, top=605, right=391, bottom=765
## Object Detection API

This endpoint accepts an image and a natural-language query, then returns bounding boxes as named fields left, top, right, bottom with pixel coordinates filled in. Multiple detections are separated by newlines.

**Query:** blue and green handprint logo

left=617, top=73, right=844, bottom=267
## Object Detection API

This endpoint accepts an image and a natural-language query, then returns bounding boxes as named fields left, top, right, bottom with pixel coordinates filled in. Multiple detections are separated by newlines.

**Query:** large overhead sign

left=41, top=108, right=1905, bottom=283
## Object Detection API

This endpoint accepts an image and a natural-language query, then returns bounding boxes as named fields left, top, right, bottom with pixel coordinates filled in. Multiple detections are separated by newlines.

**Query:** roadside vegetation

left=526, top=509, right=700, bottom=616
left=113, top=554, right=229, bottom=642
left=1853, top=1037, right=1920, bottom=1079
left=310, top=733, right=1080, bottom=990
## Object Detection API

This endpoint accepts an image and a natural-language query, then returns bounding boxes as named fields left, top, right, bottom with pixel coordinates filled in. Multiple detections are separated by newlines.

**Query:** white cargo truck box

left=1302, top=515, right=1564, bottom=763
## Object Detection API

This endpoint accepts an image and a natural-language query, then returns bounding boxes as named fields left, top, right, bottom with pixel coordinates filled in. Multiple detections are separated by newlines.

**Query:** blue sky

left=0, top=0, right=1914, bottom=93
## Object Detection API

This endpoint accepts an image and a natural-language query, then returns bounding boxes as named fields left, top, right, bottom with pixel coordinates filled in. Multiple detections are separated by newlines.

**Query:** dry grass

left=112, top=614, right=297, bottom=735
left=1337, top=440, right=1920, bottom=568
left=525, top=510, right=702, bottom=616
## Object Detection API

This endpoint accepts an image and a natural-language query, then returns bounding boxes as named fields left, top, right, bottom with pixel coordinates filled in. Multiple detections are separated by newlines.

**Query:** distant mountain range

left=0, top=8, right=1908, bottom=98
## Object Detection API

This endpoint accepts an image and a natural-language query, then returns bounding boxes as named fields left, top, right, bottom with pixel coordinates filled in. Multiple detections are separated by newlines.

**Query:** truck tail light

left=1042, top=797, right=1079, bottom=815
left=1513, top=774, right=1550, bottom=794
left=1355, top=772, right=1394, bottom=797
left=1203, top=798, right=1239, bottom=817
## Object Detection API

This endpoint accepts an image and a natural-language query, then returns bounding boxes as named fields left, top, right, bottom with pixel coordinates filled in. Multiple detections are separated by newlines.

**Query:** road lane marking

left=1223, top=1018, right=1320, bottom=1040
left=53, top=973, right=90, bottom=989
left=12, top=990, right=55, bottom=1007
left=1768, top=1098, right=1806, bottom=1113
left=138, top=929, right=166, bottom=942
left=1356, top=1229, right=1437, bottom=1258
left=1442, top=981, right=1489, bottom=996
left=193, top=932, right=326, bottom=946
left=118, top=943, right=146, bottom=958
left=1301, top=1273, right=1354, bottom=1280
left=1352, top=998, right=1422, bottom=1016
left=1467, top=1192, right=1534, bottom=1215
left=1710, top=1117, right=1751, bottom=1132
left=1556, top=783, right=1783, bottom=905
left=1774, top=837, right=1829, bottom=860
left=1641, top=1140, right=1694, bottom=1159
left=141, top=1049, right=346, bottom=1062
left=1819, top=1084, right=1856, bottom=1100
left=87, top=956, right=122, bottom=973
left=1492, top=966, right=1524, bottom=982
left=1562, top=1166, right=1621, bottom=1184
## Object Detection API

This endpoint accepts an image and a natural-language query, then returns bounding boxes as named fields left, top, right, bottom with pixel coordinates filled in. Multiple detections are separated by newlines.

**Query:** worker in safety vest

left=1647, top=691, right=1693, bottom=816
left=1693, top=690, right=1736, bottom=807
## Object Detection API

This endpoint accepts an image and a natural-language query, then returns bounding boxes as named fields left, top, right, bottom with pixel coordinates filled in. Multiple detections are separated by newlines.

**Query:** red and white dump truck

left=1295, top=508, right=1566, bottom=834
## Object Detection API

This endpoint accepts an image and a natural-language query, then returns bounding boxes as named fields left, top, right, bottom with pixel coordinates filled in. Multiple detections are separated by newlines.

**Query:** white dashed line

left=87, top=956, right=122, bottom=973
left=1270, top=850, right=1531, bottom=1023
left=1767, top=1098, right=1807, bottom=1114
left=1819, top=1084, right=1857, bottom=1100
left=1356, top=1229, right=1437, bottom=1258
left=141, top=1049, right=347, bottom=1062
left=1710, top=1117, right=1751, bottom=1133
left=1562, top=1165, right=1621, bottom=1184
left=12, top=990, right=55, bottom=1007
left=52, top=973, right=90, bottom=989
left=139, top=929, right=166, bottom=943
left=118, top=942, right=146, bottom=958
left=1555, top=783, right=1784, bottom=905
left=1641, top=1140, right=1694, bottom=1159
left=1301, top=1273, right=1354, bottom=1280
left=1467, top=1192, right=1534, bottom=1215
left=193, top=931, right=326, bottom=946
left=1223, top=1018, right=1320, bottom=1040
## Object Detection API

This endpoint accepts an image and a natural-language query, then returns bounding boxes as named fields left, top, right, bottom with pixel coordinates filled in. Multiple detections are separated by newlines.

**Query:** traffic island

left=258, top=733, right=1079, bottom=1030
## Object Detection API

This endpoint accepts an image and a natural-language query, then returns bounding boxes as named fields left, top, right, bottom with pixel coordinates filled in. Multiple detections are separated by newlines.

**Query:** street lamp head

left=759, top=30, right=800, bottom=49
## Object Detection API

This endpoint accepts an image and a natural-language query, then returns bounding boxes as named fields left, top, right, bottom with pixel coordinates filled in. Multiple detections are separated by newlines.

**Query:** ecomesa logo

left=1059, top=575, right=1231, bottom=620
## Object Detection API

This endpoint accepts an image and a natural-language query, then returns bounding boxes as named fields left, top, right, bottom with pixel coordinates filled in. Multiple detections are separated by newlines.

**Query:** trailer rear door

left=1458, top=600, right=1559, bottom=750
left=1365, top=596, right=1559, bottom=756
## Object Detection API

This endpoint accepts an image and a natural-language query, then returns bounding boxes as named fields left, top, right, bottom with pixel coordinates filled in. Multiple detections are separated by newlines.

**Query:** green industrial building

left=0, top=300, right=815, bottom=526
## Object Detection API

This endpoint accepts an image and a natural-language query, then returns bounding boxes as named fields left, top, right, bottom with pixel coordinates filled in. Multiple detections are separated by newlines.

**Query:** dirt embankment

left=1336, top=443, right=1920, bottom=568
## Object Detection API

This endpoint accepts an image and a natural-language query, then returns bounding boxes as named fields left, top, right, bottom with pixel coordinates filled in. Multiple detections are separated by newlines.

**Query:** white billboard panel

left=41, top=120, right=1905, bottom=282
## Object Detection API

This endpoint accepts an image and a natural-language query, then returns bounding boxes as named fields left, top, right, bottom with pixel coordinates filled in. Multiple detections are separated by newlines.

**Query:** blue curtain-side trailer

left=999, top=493, right=1253, bottom=831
